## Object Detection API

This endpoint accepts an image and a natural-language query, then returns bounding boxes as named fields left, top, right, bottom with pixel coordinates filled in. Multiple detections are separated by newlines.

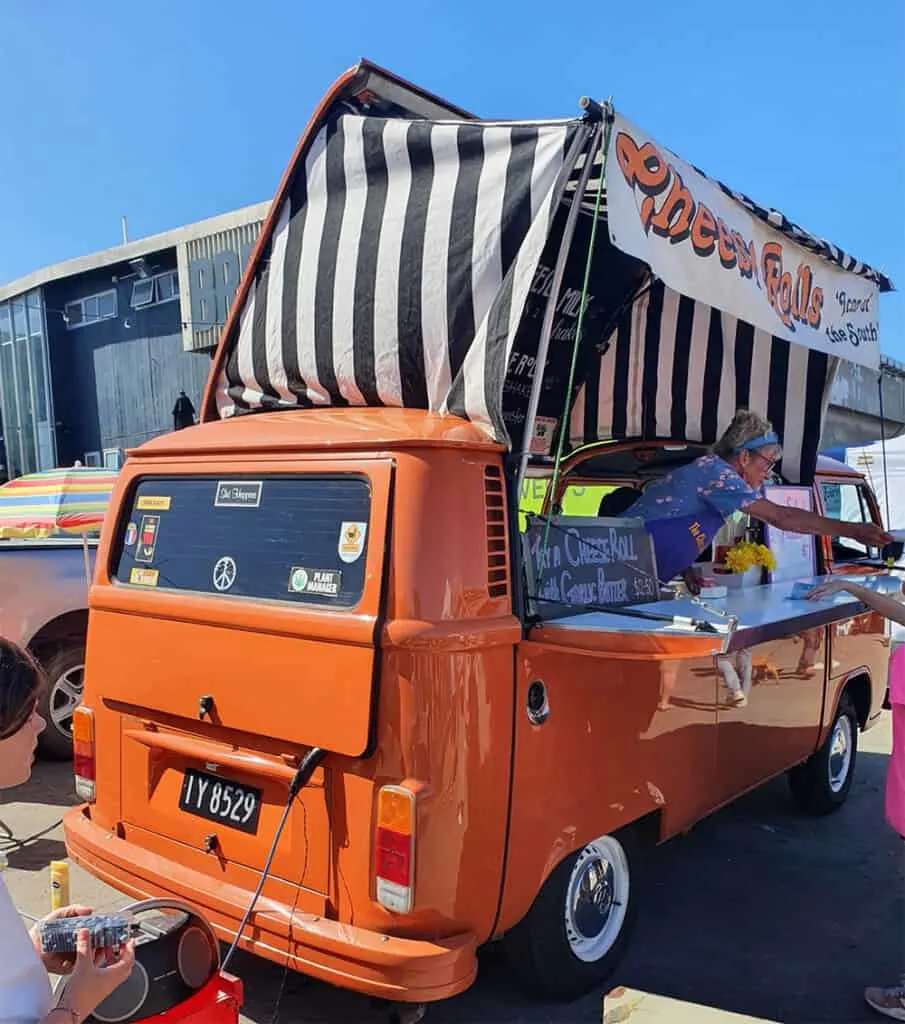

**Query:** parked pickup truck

left=0, top=539, right=94, bottom=758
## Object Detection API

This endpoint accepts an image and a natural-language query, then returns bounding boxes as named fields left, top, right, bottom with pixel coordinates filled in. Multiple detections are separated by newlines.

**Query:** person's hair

left=0, top=639, right=43, bottom=741
left=713, top=409, right=781, bottom=460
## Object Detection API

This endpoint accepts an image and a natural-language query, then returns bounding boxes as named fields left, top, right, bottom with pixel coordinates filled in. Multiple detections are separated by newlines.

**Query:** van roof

left=815, top=453, right=864, bottom=479
left=131, top=408, right=502, bottom=460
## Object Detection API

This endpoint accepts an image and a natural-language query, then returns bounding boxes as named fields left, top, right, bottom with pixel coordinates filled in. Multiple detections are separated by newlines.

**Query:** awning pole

left=879, top=367, right=892, bottom=529
left=515, top=121, right=604, bottom=496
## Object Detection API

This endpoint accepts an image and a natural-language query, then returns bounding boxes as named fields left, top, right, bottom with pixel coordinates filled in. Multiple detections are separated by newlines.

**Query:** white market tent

left=838, top=434, right=905, bottom=531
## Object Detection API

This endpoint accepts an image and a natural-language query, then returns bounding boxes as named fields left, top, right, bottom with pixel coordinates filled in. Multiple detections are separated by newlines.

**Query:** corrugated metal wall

left=45, top=258, right=212, bottom=466
left=180, top=220, right=264, bottom=352
left=92, top=330, right=210, bottom=452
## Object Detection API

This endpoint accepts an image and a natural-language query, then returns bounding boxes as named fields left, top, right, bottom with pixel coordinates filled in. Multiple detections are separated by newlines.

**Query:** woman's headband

left=735, top=431, right=780, bottom=452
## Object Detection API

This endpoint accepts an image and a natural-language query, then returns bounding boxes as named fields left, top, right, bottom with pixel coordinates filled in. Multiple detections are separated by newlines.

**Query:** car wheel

left=788, top=693, right=858, bottom=815
left=36, top=644, right=85, bottom=760
left=502, top=828, right=642, bottom=1001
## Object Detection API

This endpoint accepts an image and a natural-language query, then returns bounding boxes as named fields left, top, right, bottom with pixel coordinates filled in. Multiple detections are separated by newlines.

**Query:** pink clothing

left=885, top=647, right=905, bottom=838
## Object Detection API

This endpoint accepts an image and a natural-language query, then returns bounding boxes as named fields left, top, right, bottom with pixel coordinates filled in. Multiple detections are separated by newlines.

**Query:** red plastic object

left=155, top=971, right=243, bottom=1023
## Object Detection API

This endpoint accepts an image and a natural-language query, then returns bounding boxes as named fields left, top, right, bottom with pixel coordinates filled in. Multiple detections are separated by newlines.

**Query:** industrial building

left=0, top=202, right=268, bottom=481
left=0, top=199, right=901, bottom=482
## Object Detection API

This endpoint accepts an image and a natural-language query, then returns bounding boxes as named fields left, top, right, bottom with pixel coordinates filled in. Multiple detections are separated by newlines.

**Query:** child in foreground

left=809, top=578, right=905, bottom=1021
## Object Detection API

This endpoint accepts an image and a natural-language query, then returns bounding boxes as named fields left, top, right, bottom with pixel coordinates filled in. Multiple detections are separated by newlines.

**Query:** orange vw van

left=64, top=61, right=896, bottom=1013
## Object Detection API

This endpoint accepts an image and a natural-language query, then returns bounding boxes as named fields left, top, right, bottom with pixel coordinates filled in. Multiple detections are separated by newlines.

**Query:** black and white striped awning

left=569, top=278, right=836, bottom=483
left=212, top=68, right=888, bottom=486
left=215, top=113, right=587, bottom=440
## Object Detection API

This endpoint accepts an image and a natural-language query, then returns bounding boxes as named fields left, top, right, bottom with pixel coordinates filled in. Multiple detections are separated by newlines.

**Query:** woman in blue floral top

left=625, top=410, right=892, bottom=586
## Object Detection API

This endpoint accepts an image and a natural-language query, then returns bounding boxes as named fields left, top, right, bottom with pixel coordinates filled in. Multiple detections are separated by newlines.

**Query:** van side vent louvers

left=484, top=465, right=509, bottom=599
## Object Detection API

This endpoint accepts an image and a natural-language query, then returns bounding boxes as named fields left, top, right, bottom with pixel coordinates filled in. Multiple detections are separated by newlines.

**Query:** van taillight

left=374, top=785, right=415, bottom=914
left=72, top=707, right=96, bottom=803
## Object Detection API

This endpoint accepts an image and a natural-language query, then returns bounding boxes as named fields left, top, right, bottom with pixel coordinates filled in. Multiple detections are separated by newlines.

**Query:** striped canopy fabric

left=211, top=79, right=887, bottom=486
left=0, top=468, right=117, bottom=539
left=569, top=278, right=837, bottom=483
left=215, top=113, right=586, bottom=441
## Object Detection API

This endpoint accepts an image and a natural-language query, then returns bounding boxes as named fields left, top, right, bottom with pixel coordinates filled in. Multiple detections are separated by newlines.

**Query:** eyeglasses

left=751, top=451, right=779, bottom=472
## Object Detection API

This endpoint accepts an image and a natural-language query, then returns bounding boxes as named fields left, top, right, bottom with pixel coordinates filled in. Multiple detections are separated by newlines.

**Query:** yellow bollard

left=50, top=861, right=70, bottom=911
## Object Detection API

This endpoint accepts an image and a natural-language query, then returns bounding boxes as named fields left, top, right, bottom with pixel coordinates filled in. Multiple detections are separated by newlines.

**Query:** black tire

left=36, top=645, right=86, bottom=760
left=788, top=693, right=858, bottom=815
left=502, top=827, right=643, bottom=1001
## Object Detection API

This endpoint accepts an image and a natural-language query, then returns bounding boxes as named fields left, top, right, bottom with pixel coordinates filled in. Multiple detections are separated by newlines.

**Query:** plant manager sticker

left=288, top=567, right=342, bottom=597
left=338, top=522, right=367, bottom=563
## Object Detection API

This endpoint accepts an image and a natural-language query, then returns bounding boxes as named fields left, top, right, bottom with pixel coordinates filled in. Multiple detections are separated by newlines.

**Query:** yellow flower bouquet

left=720, top=540, right=777, bottom=575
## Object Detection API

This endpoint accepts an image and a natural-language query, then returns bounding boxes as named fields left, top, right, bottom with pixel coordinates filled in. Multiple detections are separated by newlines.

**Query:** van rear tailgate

left=92, top=610, right=377, bottom=752
left=91, top=459, right=392, bottom=757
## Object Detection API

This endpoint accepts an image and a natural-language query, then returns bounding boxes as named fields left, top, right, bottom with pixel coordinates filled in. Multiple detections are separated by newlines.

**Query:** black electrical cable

left=221, top=746, right=326, bottom=973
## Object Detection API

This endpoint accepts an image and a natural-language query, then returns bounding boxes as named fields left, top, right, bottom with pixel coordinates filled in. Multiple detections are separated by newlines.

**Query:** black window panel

left=113, top=475, right=371, bottom=608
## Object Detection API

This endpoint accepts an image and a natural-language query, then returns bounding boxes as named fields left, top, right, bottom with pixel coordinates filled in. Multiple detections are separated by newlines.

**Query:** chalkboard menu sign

left=524, top=515, right=660, bottom=617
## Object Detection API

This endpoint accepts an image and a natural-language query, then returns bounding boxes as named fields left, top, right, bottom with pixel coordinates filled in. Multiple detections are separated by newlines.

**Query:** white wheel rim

left=50, top=664, right=85, bottom=736
left=564, top=835, right=630, bottom=963
left=828, top=714, right=853, bottom=794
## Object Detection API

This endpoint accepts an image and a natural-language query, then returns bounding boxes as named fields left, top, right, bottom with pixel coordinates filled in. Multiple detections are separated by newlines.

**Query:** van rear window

left=114, top=476, right=371, bottom=607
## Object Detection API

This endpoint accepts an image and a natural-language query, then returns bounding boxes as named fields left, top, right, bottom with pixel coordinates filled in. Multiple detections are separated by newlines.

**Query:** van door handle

left=123, top=729, right=325, bottom=788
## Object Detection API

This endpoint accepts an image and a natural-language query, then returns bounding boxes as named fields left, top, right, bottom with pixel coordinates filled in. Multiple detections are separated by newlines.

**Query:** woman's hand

left=807, top=580, right=859, bottom=602
left=850, top=521, right=894, bottom=548
left=32, top=905, right=94, bottom=975
left=55, top=928, right=135, bottom=1021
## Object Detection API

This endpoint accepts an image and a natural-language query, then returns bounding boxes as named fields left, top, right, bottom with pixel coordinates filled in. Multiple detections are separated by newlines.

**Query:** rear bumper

left=63, top=806, right=477, bottom=1004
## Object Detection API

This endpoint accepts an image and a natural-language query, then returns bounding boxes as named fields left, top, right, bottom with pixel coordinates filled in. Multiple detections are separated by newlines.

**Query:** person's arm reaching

left=745, top=498, right=893, bottom=549
left=807, top=579, right=905, bottom=626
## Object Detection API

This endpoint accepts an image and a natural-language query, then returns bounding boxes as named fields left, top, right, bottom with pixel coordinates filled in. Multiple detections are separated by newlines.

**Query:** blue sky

left=2, top=0, right=903, bottom=355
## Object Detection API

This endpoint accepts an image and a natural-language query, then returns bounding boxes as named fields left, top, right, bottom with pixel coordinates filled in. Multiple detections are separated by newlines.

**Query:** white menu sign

left=763, top=485, right=817, bottom=581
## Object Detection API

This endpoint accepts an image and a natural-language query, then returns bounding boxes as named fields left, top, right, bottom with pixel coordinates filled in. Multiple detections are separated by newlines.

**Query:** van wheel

left=788, top=693, right=858, bottom=815
left=502, top=829, right=641, bottom=1001
left=36, top=645, right=85, bottom=760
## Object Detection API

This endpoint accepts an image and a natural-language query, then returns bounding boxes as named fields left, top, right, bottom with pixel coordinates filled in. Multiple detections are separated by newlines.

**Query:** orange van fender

left=819, top=669, right=872, bottom=748
left=494, top=785, right=665, bottom=937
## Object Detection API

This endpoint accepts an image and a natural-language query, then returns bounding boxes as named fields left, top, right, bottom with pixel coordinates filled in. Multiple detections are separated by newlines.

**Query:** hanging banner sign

left=605, top=113, right=881, bottom=370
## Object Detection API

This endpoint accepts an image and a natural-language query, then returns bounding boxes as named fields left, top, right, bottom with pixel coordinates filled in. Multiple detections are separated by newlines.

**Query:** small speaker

left=177, top=926, right=217, bottom=989
left=57, top=900, right=220, bottom=1024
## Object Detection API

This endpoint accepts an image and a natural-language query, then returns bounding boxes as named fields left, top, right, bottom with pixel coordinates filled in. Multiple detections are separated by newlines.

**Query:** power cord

left=221, top=747, right=326, bottom=973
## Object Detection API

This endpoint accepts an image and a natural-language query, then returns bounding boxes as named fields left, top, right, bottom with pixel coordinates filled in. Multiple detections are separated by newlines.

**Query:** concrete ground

left=2, top=715, right=901, bottom=1024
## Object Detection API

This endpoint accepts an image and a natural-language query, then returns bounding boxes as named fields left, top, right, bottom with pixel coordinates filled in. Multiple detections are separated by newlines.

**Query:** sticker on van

left=215, top=481, right=263, bottom=508
left=338, top=522, right=367, bottom=563
left=212, top=556, right=238, bottom=592
left=288, top=567, right=342, bottom=597
left=129, top=568, right=159, bottom=587
left=137, top=496, right=172, bottom=511
left=134, top=515, right=161, bottom=563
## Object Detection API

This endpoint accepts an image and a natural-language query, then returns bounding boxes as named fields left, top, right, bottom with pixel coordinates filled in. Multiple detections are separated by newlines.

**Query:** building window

left=65, top=290, right=117, bottom=329
left=103, top=448, right=123, bottom=470
left=130, top=270, right=178, bottom=309
left=83, top=451, right=102, bottom=467
left=156, top=270, right=178, bottom=303
left=130, top=279, right=155, bottom=308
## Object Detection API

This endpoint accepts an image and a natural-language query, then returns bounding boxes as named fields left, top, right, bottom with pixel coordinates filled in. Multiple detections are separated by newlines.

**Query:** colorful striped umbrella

left=0, top=468, right=117, bottom=539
